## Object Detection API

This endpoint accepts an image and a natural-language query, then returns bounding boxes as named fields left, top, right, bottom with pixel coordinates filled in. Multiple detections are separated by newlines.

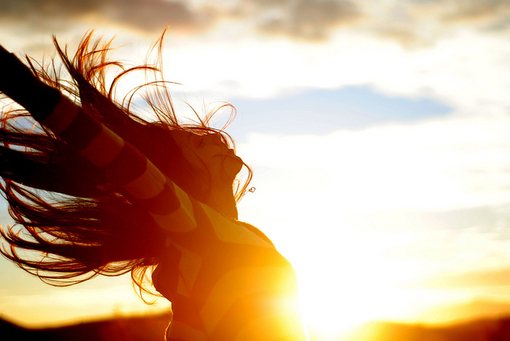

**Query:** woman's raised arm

left=0, top=45, right=61, bottom=120
left=0, top=45, right=197, bottom=233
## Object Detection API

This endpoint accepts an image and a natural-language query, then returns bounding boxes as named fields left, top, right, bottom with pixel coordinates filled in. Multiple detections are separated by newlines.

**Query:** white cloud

left=143, top=27, right=510, bottom=120
left=239, top=113, right=510, bottom=216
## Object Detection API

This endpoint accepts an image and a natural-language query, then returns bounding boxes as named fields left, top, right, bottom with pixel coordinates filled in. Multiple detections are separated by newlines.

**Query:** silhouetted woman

left=0, top=32, right=307, bottom=340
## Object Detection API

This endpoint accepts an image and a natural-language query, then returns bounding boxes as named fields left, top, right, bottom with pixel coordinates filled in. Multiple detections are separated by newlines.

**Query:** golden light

left=288, top=229, right=421, bottom=339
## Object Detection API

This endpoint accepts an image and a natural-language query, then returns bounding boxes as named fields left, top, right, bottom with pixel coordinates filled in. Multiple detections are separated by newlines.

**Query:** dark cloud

left=0, top=0, right=103, bottom=19
left=357, top=0, right=510, bottom=47
left=0, top=0, right=363, bottom=42
left=1, top=0, right=509, bottom=46
left=0, top=0, right=217, bottom=34
left=251, top=0, right=362, bottom=41
left=0, top=0, right=93, bottom=30
left=240, top=0, right=510, bottom=44
left=249, top=0, right=510, bottom=42
left=441, top=0, right=510, bottom=24
left=376, top=26, right=423, bottom=47
left=105, top=0, right=218, bottom=34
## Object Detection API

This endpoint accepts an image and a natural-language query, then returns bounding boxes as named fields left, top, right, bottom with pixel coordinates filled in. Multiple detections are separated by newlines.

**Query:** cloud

left=1, top=0, right=509, bottom=46
left=240, top=113, right=510, bottom=214
left=0, top=0, right=217, bottom=34
left=346, top=206, right=510, bottom=235
left=253, top=0, right=362, bottom=41
left=231, top=0, right=510, bottom=44
left=440, top=0, right=510, bottom=25
left=0, top=0, right=102, bottom=20
left=383, top=0, right=510, bottom=45
left=420, top=267, right=510, bottom=289
left=103, top=0, right=218, bottom=34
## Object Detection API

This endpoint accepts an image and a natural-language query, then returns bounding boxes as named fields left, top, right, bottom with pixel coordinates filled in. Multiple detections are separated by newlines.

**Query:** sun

left=276, top=226, right=428, bottom=341
left=294, top=266, right=425, bottom=341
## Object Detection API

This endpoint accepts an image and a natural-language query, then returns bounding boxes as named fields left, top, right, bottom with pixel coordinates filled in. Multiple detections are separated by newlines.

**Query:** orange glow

left=266, top=220, right=510, bottom=340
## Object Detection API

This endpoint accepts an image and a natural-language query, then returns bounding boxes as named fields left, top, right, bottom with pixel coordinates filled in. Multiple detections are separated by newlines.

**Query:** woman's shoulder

left=183, top=201, right=276, bottom=249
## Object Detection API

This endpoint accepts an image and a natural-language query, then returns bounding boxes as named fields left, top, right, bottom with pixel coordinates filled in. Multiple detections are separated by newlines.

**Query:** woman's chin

left=223, top=156, right=244, bottom=180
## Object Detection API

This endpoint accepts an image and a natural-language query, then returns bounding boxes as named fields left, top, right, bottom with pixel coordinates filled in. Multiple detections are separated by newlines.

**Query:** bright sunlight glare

left=288, top=228, right=422, bottom=338
left=237, top=115, right=510, bottom=339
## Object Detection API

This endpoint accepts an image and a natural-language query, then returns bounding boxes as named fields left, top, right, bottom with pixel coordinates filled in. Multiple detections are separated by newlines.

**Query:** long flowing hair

left=0, top=31, right=252, bottom=297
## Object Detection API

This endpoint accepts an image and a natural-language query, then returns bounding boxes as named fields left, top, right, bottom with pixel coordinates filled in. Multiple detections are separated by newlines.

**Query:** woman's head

left=169, top=130, right=244, bottom=218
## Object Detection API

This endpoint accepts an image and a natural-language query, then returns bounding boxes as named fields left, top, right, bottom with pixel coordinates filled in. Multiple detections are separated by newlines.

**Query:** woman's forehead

left=170, top=129, right=224, bottom=143
left=169, top=130, right=196, bottom=143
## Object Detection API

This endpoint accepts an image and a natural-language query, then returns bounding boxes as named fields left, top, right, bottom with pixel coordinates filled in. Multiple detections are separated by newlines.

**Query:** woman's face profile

left=170, top=130, right=244, bottom=192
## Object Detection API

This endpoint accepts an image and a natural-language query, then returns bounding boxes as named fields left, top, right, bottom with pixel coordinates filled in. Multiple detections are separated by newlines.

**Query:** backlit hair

left=0, top=31, right=252, bottom=297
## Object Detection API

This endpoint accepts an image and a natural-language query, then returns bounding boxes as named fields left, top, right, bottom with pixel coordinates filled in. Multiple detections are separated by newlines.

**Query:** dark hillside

left=4, top=313, right=510, bottom=340
left=343, top=317, right=510, bottom=341
left=0, top=313, right=170, bottom=341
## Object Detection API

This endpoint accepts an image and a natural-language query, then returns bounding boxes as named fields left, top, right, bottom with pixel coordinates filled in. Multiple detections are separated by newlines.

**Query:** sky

left=2, top=0, right=510, bottom=340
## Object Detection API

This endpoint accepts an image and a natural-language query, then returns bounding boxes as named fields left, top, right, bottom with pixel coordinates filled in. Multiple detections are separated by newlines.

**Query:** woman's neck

left=206, top=186, right=238, bottom=220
